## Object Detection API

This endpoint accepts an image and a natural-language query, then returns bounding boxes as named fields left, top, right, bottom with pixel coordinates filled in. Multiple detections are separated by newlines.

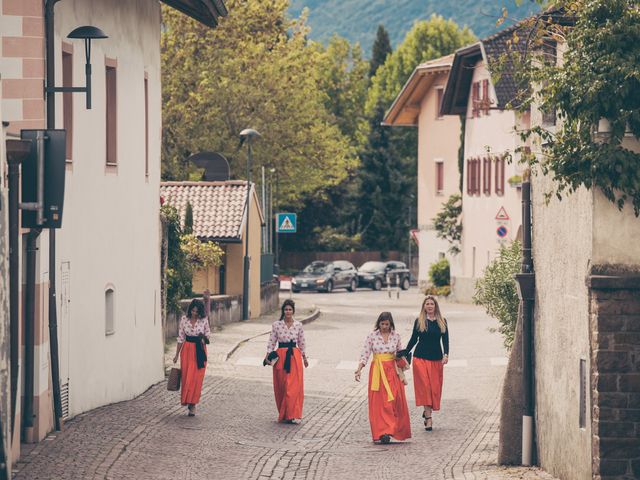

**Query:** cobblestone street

left=13, top=290, right=557, bottom=480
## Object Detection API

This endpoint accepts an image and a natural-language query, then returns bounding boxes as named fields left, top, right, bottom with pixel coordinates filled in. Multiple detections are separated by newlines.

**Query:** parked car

left=357, top=261, right=411, bottom=291
left=291, top=260, right=358, bottom=293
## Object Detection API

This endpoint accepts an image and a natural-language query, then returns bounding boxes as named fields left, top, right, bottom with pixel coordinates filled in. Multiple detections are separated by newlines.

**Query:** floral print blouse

left=359, top=330, right=402, bottom=366
left=266, top=320, right=307, bottom=355
left=177, top=316, right=211, bottom=343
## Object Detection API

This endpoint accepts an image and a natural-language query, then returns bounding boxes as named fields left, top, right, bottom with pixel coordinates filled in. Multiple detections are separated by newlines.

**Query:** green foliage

left=161, top=205, right=192, bottom=313
left=183, top=201, right=193, bottom=235
left=369, top=25, right=392, bottom=78
left=366, top=15, right=476, bottom=115
left=312, top=226, right=362, bottom=251
left=433, top=194, right=462, bottom=255
left=180, top=234, right=224, bottom=269
left=473, top=241, right=521, bottom=349
left=429, top=258, right=450, bottom=287
left=511, top=0, right=640, bottom=215
left=423, top=285, right=451, bottom=297
left=161, top=1, right=357, bottom=205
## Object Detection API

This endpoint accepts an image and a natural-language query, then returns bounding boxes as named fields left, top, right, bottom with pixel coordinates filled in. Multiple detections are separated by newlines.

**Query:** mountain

left=289, top=0, right=541, bottom=52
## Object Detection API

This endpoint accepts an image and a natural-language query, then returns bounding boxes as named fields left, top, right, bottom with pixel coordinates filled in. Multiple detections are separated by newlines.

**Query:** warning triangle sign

left=495, top=207, right=510, bottom=220
left=279, top=216, right=295, bottom=231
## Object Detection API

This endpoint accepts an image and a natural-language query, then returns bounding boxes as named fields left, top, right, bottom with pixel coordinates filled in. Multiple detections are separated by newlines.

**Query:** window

left=435, top=161, right=444, bottom=194
left=105, top=58, right=117, bottom=166
left=482, top=157, right=492, bottom=195
left=144, top=72, right=149, bottom=177
left=62, top=43, right=74, bottom=161
left=105, top=287, right=115, bottom=335
left=471, top=82, right=481, bottom=117
left=466, top=158, right=481, bottom=196
left=495, top=156, right=505, bottom=196
left=435, top=87, right=444, bottom=119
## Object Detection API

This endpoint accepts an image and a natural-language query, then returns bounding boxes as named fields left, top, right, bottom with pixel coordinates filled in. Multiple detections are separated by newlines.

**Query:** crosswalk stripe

left=234, top=356, right=264, bottom=366
left=336, top=360, right=359, bottom=370
left=233, top=357, right=507, bottom=369
left=445, top=359, right=468, bottom=368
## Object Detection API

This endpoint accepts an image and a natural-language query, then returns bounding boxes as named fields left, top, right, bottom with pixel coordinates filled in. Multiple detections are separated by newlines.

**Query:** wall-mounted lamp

left=45, top=25, right=108, bottom=109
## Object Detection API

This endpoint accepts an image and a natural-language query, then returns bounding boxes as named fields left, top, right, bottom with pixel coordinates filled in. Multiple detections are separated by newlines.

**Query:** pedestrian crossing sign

left=276, top=213, right=297, bottom=233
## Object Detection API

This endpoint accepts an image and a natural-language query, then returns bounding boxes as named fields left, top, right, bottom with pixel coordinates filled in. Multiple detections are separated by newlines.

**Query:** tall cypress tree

left=369, top=25, right=392, bottom=78
left=184, top=201, right=194, bottom=235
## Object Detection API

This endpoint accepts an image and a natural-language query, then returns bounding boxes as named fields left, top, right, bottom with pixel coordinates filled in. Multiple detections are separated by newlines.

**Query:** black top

left=406, top=318, right=449, bottom=360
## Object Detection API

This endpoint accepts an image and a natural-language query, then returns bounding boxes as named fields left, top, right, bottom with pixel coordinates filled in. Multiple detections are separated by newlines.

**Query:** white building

left=0, top=0, right=227, bottom=465
left=440, top=26, right=529, bottom=301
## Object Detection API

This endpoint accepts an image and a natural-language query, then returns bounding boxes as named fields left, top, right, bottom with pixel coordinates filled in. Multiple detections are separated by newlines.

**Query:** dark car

left=357, top=261, right=411, bottom=291
left=291, top=260, right=358, bottom=293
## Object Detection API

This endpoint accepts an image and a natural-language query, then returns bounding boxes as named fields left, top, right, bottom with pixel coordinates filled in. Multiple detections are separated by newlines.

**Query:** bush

left=429, top=258, right=450, bottom=287
left=423, top=285, right=451, bottom=297
left=473, top=240, right=521, bottom=349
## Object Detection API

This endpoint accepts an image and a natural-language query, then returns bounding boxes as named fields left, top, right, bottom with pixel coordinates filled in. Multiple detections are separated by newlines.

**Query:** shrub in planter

left=473, top=240, right=521, bottom=349
left=429, top=258, right=450, bottom=287
left=424, top=285, right=451, bottom=297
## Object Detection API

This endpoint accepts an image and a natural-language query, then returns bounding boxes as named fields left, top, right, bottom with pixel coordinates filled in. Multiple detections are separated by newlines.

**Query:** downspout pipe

left=515, top=181, right=536, bottom=465
left=23, top=228, right=41, bottom=437
left=45, top=0, right=64, bottom=431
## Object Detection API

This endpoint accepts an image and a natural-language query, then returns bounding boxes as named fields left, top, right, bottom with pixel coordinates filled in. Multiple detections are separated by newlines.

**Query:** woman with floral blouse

left=173, top=290, right=211, bottom=416
left=355, top=312, right=411, bottom=444
left=264, top=299, right=309, bottom=423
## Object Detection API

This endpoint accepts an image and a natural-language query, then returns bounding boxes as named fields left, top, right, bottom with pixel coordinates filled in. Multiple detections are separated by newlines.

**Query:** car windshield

left=303, top=262, right=328, bottom=274
left=359, top=261, right=385, bottom=272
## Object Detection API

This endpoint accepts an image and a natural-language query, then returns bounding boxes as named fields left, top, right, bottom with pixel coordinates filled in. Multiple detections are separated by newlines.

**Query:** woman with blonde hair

left=355, top=312, right=411, bottom=444
left=405, top=295, right=449, bottom=431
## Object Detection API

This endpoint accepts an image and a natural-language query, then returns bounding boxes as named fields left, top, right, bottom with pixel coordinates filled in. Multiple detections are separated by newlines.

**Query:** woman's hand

left=442, top=354, right=449, bottom=365
left=173, top=354, right=178, bottom=364
left=303, top=356, right=309, bottom=368
left=354, top=365, right=362, bottom=382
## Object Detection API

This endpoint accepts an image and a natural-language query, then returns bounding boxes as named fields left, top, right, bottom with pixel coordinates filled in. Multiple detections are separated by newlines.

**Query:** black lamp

left=46, top=25, right=108, bottom=109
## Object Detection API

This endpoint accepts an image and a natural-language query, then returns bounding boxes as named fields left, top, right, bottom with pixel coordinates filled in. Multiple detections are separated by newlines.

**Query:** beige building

left=441, top=26, right=529, bottom=301
left=0, top=0, right=226, bottom=468
left=160, top=181, right=265, bottom=318
left=383, top=55, right=461, bottom=290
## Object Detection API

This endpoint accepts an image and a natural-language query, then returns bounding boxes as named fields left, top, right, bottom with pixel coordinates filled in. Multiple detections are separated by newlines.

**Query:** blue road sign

left=276, top=213, right=297, bottom=233
left=497, top=225, right=508, bottom=238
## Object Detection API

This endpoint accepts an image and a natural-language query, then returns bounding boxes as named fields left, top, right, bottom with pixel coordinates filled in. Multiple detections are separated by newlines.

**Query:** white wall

left=53, top=0, right=164, bottom=416
left=454, top=60, right=524, bottom=301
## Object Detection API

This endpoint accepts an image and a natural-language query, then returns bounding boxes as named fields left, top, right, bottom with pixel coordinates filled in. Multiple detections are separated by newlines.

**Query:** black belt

left=186, top=335, right=209, bottom=369
left=278, top=341, right=297, bottom=373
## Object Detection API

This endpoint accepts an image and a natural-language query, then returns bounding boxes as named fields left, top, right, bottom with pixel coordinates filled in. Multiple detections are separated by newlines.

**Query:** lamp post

left=239, top=128, right=261, bottom=320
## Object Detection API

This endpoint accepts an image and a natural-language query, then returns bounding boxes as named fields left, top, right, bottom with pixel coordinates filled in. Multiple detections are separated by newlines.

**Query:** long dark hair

left=279, top=299, right=296, bottom=320
left=374, top=311, right=395, bottom=331
left=187, top=299, right=206, bottom=319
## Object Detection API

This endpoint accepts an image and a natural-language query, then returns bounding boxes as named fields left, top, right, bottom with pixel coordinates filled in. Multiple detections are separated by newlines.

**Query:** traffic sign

left=497, top=225, right=508, bottom=238
left=495, top=206, right=510, bottom=220
left=276, top=213, right=297, bottom=233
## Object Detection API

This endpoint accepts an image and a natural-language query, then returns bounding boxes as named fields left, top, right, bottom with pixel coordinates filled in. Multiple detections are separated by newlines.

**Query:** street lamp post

left=239, top=129, right=261, bottom=320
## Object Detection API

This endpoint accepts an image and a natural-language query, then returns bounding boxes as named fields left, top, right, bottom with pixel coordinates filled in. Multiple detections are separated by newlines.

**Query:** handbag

left=263, top=351, right=279, bottom=367
left=167, top=367, right=181, bottom=391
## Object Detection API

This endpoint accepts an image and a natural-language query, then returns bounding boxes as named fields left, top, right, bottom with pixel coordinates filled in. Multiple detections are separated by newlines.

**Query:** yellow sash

left=371, top=353, right=395, bottom=401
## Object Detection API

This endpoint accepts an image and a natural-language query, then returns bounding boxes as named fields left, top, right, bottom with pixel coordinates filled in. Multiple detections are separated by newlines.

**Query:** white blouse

left=359, top=330, right=402, bottom=366
left=266, top=320, right=307, bottom=355
left=177, top=316, right=211, bottom=343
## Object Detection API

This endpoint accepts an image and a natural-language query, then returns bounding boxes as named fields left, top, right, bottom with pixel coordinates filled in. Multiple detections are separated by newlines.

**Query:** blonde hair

left=417, top=295, right=446, bottom=333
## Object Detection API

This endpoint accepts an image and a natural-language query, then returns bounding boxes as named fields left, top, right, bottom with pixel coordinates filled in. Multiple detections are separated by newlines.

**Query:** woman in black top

left=405, top=295, right=449, bottom=431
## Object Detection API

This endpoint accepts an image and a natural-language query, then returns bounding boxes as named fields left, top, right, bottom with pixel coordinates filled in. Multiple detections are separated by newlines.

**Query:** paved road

left=13, top=289, right=556, bottom=479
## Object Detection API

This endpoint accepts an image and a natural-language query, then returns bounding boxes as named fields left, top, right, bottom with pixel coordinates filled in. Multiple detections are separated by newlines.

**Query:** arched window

left=105, top=286, right=115, bottom=335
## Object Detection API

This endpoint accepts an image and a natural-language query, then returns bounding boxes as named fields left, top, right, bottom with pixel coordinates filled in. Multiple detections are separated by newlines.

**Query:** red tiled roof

left=160, top=181, right=262, bottom=242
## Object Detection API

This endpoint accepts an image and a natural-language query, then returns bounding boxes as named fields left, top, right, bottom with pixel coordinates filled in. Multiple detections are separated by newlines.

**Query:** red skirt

left=367, top=359, right=411, bottom=441
left=180, top=341, right=207, bottom=406
left=272, top=347, right=304, bottom=422
left=412, top=357, right=444, bottom=410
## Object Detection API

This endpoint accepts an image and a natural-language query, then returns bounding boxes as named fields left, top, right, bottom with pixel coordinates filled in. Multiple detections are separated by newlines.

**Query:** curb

left=224, top=306, right=321, bottom=361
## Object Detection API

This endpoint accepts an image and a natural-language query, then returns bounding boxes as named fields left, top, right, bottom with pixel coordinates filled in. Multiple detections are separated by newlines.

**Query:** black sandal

left=424, top=416, right=432, bottom=431
left=380, top=434, right=391, bottom=444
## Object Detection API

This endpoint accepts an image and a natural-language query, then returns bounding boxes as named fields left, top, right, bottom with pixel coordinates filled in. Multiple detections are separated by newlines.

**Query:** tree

left=369, top=25, right=392, bottom=78
left=433, top=194, right=462, bottom=255
left=183, top=201, right=193, bottom=235
left=161, top=1, right=356, bottom=205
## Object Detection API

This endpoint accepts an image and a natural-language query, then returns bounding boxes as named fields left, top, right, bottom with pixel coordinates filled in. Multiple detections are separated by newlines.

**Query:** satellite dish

left=187, top=152, right=230, bottom=181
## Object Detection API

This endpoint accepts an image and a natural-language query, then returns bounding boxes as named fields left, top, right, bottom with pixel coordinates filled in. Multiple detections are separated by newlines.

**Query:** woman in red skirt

left=173, top=291, right=211, bottom=416
left=264, top=299, right=309, bottom=423
left=406, top=295, right=449, bottom=431
left=355, top=312, right=411, bottom=444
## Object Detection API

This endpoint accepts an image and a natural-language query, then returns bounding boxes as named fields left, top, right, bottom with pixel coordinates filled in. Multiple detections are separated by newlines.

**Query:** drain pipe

left=515, top=180, right=536, bottom=465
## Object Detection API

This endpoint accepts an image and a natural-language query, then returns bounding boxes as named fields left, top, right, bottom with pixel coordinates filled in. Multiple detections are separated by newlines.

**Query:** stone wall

left=588, top=271, right=640, bottom=480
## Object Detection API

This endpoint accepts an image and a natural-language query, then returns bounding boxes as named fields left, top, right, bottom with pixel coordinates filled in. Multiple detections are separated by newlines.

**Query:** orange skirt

left=367, top=359, right=411, bottom=441
left=412, top=357, right=444, bottom=410
left=180, top=341, right=207, bottom=406
left=272, top=347, right=304, bottom=422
